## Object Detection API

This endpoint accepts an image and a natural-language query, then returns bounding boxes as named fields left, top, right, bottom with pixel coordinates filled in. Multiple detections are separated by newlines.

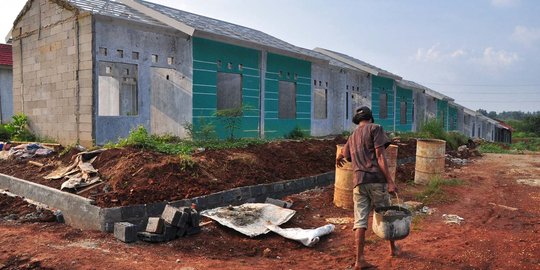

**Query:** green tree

left=215, top=107, right=243, bottom=140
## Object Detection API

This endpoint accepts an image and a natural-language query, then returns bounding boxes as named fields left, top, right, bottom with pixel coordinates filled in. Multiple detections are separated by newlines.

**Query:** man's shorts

left=353, top=183, right=391, bottom=230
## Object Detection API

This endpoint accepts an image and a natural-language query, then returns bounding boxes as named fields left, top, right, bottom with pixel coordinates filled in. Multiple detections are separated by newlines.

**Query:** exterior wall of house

left=412, top=90, right=426, bottom=131
left=265, top=53, right=311, bottom=138
left=0, top=67, right=13, bottom=123
left=192, top=37, right=260, bottom=139
left=12, top=0, right=93, bottom=146
left=436, top=99, right=449, bottom=131
left=448, top=105, right=458, bottom=131
left=395, top=86, right=413, bottom=132
left=310, top=63, right=333, bottom=136
left=456, top=107, right=464, bottom=134
left=371, top=76, right=395, bottom=132
left=94, top=17, right=192, bottom=144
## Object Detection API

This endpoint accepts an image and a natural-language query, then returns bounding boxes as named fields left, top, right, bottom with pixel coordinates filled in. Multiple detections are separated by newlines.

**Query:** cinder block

left=176, top=226, right=186, bottom=238
left=163, top=224, right=178, bottom=241
left=186, top=226, right=201, bottom=236
left=188, top=209, right=200, bottom=227
left=114, top=222, right=138, bottom=243
left=265, top=197, right=293, bottom=209
left=145, top=217, right=164, bottom=234
left=161, top=205, right=181, bottom=225
left=137, top=231, right=166, bottom=243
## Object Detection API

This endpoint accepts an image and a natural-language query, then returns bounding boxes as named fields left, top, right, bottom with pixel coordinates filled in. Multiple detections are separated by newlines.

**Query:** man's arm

left=375, top=146, right=397, bottom=193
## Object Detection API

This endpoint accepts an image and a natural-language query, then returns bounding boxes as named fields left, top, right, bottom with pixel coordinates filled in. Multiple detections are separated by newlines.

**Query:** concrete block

left=188, top=209, right=200, bottom=227
left=163, top=224, right=178, bottom=241
left=186, top=226, right=201, bottom=236
left=265, top=198, right=293, bottom=209
left=146, top=202, right=166, bottom=217
left=121, top=205, right=147, bottom=220
left=176, top=226, right=186, bottom=238
left=137, top=232, right=166, bottom=243
left=114, top=222, right=138, bottom=243
left=161, top=205, right=182, bottom=226
left=145, top=217, right=164, bottom=234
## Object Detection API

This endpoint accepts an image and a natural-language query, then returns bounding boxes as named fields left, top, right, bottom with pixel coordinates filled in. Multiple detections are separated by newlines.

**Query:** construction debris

left=442, top=214, right=464, bottom=225
left=201, top=203, right=296, bottom=237
left=265, top=197, right=293, bottom=209
left=0, top=143, right=54, bottom=160
left=136, top=204, right=201, bottom=243
left=266, top=224, right=335, bottom=247
left=45, top=149, right=106, bottom=191
left=489, top=202, right=518, bottom=211
left=114, top=222, right=138, bottom=243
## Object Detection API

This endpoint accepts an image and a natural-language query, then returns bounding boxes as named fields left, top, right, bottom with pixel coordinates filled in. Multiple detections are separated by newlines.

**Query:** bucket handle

left=394, top=192, right=403, bottom=211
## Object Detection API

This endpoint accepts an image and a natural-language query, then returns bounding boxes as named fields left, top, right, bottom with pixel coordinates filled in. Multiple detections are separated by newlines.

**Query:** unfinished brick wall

left=12, top=0, right=93, bottom=147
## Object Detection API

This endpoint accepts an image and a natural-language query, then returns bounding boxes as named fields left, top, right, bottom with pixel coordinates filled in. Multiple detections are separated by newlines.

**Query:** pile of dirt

left=391, top=138, right=417, bottom=160
left=0, top=193, right=56, bottom=223
left=0, top=137, right=347, bottom=207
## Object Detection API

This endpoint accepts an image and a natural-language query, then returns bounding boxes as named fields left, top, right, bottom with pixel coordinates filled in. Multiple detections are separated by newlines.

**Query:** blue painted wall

left=264, top=53, right=311, bottom=138
left=371, top=75, right=394, bottom=131
left=0, top=68, right=13, bottom=123
left=192, top=37, right=261, bottom=139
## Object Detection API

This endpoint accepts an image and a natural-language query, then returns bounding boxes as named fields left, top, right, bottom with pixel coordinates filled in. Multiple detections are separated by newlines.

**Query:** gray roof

left=397, top=79, right=429, bottom=91
left=66, top=0, right=322, bottom=60
left=296, top=48, right=358, bottom=70
left=316, top=48, right=402, bottom=79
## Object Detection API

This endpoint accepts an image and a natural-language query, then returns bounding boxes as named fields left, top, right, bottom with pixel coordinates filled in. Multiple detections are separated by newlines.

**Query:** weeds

left=286, top=126, right=310, bottom=140
left=215, top=107, right=243, bottom=140
left=107, top=126, right=267, bottom=155
left=394, top=119, right=469, bottom=150
left=4, top=114, right=36, bottom=142
left=415, top=177, right=464, bottom=204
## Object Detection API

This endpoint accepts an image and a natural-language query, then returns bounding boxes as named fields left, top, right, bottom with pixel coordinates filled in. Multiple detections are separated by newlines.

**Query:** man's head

left=352, top=106, right=374, bottom=125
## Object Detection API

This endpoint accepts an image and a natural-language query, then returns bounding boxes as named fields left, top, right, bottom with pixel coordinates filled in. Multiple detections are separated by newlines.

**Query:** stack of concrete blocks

left=137, top=204, right=201, bottom=243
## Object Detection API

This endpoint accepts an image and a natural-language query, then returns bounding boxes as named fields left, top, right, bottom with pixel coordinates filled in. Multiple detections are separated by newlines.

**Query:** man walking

left=336, top=106, right=399, bottom=269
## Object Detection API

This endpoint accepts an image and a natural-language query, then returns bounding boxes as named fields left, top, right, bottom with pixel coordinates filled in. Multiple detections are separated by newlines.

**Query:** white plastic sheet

left=201, top=203, right=296, bottom=237
left=267, top=224, right=335, bottom=247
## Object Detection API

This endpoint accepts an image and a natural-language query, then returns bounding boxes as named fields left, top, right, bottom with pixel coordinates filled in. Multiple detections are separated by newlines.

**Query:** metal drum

left=414, top=139, right=446, bottom=184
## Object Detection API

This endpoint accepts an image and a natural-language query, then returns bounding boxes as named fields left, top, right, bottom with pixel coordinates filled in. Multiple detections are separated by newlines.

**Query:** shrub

left=419, top=118, right=446, bottom=140
left=286, top=126, right=309, bottom=140
left=478, top=142, right=509, bottom=154
left=5, top=114, right=36, bottom=141
left=0, top=125, right=10, bottom=141
left=215, top=107, right=243, bottom=140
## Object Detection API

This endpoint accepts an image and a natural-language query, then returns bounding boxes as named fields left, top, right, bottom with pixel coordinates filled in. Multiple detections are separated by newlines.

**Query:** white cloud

left=414, top=44, right=441, bottom=62
left=474, top=47, right=519, bottom=69
left=491, top=0, right=521, bottom=7
left=413, top=44, right=467, bottom=62
left=511, top=26, right=540, bottom=46
left=450, top=49, right=467, bottom=58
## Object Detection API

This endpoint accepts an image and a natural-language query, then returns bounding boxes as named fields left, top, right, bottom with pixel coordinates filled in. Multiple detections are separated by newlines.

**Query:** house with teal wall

left=314, top=48, right=402, bottom=133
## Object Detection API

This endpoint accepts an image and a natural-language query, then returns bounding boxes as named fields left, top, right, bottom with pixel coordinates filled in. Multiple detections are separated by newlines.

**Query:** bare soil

left=0, top=137, right=346, bottom=207
left=0, top=153, right=538, bottom=269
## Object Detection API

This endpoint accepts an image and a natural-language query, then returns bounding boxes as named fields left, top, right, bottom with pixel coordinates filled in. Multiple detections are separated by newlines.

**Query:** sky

left=1, top=0, right=539, bottom=113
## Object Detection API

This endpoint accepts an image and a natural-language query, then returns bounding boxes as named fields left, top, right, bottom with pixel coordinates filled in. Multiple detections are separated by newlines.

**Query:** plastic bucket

left=414, top=139, right=446, bottom=185
left=334, top=145, right=354, bottom=209
left=372, top=205, right=412, bottom=240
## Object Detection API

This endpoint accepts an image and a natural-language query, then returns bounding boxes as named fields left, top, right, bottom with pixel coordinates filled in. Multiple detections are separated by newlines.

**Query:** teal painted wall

left=395, top=86, right=413, bottom=132
left=192, top=37, right=261, bottom=139
left=437, top=99, right=449, bottom=131
left=264, top=53, right=311, bottom=138
left=448, top=105, right=458, bottom=131
left=371, top=76, right=394, bottom=131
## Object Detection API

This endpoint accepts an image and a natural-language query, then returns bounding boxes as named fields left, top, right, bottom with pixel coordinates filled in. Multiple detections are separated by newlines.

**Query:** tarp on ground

left=201, top=203, right=296, bottom=237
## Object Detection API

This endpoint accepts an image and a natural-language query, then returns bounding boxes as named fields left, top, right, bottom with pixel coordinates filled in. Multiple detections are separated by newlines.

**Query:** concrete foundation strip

left=0, top=171, right=336, bottom=232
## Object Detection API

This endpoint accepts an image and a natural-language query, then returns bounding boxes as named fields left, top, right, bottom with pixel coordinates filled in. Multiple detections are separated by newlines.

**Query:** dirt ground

left=0, top=153, right=538, bottom=269
left=0, top=138, right=346, bottom=207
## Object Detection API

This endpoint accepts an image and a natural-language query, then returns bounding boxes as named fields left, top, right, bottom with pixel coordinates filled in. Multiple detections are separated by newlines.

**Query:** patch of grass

left=411, top=215, right=426, bottom=232
left=106, top=125, right=268, bottom=155
left=415, top=177, right=464, bottom=204
left=478, top=142, right=510, bottom=154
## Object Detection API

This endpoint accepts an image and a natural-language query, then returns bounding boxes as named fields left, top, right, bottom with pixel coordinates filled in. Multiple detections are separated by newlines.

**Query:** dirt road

left=1, top=153, right=539, bottom=270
